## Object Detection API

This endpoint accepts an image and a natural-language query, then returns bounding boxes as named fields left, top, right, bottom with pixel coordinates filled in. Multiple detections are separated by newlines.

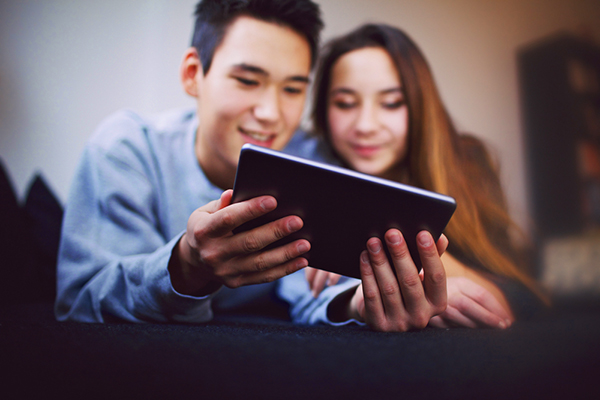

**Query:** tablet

left=231, top=143, right=456, bottom=279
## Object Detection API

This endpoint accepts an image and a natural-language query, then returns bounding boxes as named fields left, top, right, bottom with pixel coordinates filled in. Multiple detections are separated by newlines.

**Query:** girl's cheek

left=328, top=109, right=353, bottom=138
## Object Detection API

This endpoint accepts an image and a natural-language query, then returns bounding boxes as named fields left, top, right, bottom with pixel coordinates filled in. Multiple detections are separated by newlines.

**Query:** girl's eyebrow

left=380, top=87, right=404, bottom=95
left=330, top=87, right=404, bottom=96
left=329, top=87, right=356, bottom=95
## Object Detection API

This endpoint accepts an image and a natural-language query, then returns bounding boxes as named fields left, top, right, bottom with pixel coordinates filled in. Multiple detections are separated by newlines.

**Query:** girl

left=304, top=24, right=545, bottom=331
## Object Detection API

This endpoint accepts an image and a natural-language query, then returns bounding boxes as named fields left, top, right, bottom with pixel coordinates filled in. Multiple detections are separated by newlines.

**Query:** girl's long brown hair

left=312, top=24, right=545, bottom=300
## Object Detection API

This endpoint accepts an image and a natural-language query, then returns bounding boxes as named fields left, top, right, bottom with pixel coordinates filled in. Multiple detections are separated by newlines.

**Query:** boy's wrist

left=326, top=285, right=360, bottom=323
left=169, top=234, right=222, bottom=297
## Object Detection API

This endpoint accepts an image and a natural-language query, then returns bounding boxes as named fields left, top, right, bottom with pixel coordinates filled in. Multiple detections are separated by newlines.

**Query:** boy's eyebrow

left=232, top=63, right=309, bottom=83
left=233, top=63, right=268, bottom=75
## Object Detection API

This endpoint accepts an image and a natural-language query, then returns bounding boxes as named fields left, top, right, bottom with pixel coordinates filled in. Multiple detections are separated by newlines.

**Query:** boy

left=55, top=0, right=325, bottom=323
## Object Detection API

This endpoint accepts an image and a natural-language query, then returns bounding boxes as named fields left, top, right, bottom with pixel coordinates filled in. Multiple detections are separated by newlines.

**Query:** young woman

left=303, top=23, right=545, bottom=331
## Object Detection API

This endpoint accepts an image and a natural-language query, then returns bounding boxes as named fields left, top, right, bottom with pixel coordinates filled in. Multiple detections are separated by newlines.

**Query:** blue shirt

left=55, top=108, right=361, bottom=325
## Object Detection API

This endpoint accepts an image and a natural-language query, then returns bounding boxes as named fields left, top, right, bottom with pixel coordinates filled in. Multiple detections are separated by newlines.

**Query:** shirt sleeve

left=277, top=270, right=364, bottom=326
left=55, top=123, right=214, bottom=323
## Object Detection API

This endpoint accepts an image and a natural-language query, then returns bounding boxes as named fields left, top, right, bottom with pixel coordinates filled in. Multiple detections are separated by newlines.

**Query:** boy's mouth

left=239, top=127, right=276, bottom=147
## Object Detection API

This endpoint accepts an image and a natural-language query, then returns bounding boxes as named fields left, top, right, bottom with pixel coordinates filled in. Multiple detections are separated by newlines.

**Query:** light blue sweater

left=55, top=109, right=361, bottom=325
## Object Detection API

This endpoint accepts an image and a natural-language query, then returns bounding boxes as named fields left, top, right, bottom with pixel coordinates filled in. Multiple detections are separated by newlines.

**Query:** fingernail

left=498, top=320, right=507, bottom=329
left=360, top=251, right=369, bottom=263
left=297, top=241, right=309, bottom=253
left=296, top=258, right=308, bottom=268
left=288, top=217, right=302, bottom=231
left=388, top=231, right=401, bottom=245
left=367, top=240, right=381, bottom=253
left=418, top=232, right=432, bottom=246
left=261, top=197, right=276, bottom=211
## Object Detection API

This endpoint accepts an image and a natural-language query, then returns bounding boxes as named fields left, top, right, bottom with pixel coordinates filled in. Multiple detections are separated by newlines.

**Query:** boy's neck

left=194, top=130, right=236, bottom=190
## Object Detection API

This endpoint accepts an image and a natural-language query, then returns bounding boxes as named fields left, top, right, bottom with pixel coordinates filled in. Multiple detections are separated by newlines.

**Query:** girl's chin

left=351, top=162, right=385, bottom=178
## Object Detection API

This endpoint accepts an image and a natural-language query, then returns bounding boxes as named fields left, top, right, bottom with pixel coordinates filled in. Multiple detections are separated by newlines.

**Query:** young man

left=55, top=0, right=326, bottom=323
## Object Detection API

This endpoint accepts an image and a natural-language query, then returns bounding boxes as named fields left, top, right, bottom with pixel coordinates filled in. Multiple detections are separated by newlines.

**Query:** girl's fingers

left=428, top=315, right=450, bottom=329
left=457, top=278, right=513, bottom=323
left=305, top=267, right=317, bottom=288
left=311, top=270, right=330, bottom=297
left=438, top=305, right=478, bottom=328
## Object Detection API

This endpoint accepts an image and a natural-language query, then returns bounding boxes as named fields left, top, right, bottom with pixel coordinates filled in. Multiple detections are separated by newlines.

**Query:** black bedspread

left=2, top=301, right=599, bottom=400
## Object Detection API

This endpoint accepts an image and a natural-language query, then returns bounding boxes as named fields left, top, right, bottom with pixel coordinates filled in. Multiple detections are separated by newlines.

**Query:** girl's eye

left=236, top=77, right=259, bottom=86
left=382, top=100, right=405, bottom=110
left=333, top=101, right=356, bottom=110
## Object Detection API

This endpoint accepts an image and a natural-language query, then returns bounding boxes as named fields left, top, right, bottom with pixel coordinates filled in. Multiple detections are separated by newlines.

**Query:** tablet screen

left=232, top=144, right=456, bottom=279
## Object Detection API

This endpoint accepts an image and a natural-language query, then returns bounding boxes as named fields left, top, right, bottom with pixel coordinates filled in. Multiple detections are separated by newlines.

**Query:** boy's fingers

left=235, top=238, right=310, bottom=275
left=367, top=237, right=404, bottom=319
left=436, top=234, right=449, bottom=256
left=360, top=250, right=386, bottom=326
left=228, top=215, right=303, bottom=257
left=384, top=230, right=424, bottom=314
left=208, top=195, right=278, bottom=237
left=239, top=256, right=309, bottom=288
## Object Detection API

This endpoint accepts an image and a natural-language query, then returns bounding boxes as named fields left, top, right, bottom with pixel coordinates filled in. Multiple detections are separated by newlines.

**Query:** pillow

left=0, top=160, right=35, bottom=304
left=23, top=174, right=64, bottom=303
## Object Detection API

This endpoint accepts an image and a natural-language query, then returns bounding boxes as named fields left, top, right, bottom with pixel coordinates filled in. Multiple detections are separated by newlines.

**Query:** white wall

left=1, top=0, right=600, bottom=231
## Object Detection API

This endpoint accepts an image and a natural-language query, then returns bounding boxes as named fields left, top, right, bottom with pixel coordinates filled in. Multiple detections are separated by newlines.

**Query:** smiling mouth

left=351, top=144, right=381, bottom=156
left=239, top=127, right=276, bottom=146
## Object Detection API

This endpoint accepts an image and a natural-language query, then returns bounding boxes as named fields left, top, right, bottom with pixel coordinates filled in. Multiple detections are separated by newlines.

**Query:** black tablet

left=231, top=143, right=456, bottom=279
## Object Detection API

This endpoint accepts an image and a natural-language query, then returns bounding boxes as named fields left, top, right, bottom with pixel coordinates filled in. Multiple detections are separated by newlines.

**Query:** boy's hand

left=169, top=189, right=310, bottom=296
left=347, top=230, right=448, bottom=332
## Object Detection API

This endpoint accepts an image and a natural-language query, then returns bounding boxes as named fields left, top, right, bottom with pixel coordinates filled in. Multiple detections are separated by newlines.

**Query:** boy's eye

left=235, top=77, right=259, bottom=86
left=284, top=86, right=303, bottom=94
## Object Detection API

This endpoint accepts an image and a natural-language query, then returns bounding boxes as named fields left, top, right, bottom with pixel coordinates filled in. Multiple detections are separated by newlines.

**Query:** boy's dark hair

left=192, top=0, right=323, bottom=74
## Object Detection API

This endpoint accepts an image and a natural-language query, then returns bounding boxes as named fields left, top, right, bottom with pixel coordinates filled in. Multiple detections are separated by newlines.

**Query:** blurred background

left=1, top=0, right=599, bottom=296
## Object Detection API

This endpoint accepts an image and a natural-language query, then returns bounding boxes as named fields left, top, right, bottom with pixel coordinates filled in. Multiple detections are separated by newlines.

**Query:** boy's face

left=193, top=16, right=311, bottom=188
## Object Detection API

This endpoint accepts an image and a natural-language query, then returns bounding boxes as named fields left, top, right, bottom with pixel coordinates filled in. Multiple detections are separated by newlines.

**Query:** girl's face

left=327, top=47, right=409, bottom=180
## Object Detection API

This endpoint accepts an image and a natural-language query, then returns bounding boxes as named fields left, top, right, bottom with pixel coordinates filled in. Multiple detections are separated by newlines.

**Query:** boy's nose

left=254, top=87, right=281, bottom=124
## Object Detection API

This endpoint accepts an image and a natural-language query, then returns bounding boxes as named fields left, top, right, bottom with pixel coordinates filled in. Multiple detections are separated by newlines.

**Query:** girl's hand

left=428, top=277, right=514, bottom=329
left=305, top=267, right=341, bottom=297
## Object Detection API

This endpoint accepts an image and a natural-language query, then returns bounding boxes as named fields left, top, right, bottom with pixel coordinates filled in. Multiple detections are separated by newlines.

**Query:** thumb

left=201, top=189, right=234, bottom=213
left=217, top=189, right=234, bottom=210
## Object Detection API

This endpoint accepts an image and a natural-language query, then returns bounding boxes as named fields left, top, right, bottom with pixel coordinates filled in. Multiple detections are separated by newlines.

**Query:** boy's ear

left=180, top=47, right=203, bottom=97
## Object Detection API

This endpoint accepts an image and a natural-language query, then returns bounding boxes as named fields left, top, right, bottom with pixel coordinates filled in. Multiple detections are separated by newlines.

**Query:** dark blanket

left=2, top=302, right=599, bottom=400
left=2, top=160, right=599, bottom=399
